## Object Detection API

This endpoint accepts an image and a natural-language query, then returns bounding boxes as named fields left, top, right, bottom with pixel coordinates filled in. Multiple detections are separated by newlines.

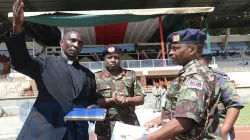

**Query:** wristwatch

left=142, top=134, right=147, bottom=140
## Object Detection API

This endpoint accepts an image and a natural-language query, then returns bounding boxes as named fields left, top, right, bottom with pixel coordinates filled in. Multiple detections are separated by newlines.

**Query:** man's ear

left=59, top=39, right=63, bottom=47
left=189, top=44, right=197, bottom=56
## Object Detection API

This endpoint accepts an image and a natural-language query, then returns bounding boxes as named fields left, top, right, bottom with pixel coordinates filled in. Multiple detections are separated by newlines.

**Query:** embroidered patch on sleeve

left=187, top=79, right=203, bottom=90
left=223, top=76, right=230, bottom=81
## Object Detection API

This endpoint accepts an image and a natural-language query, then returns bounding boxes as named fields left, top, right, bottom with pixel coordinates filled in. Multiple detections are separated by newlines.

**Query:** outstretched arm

left=13, top=0, right=24, bottom=33
left=4, top=0, right=46, bottom=79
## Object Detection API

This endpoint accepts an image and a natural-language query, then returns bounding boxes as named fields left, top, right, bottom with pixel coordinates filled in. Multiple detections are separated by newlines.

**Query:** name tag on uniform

left=187, top=79, right=203, bottom=90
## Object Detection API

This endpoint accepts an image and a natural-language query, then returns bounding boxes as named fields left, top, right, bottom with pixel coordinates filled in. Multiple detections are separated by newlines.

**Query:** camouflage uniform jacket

left=212, top=70, right=244, bottom=138
left=212, top=70, right=244, bottom=122
left=161, top=59, right=222, bottom=140
left=152, top=87, right=162, bottom=97
left=95, top=68, right=145, bottom=121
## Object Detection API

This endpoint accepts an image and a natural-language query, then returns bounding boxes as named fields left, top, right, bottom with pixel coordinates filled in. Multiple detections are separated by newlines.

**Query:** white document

left=111, top=122, right=161, bottom=140
left=228, top=133, right=231, bottom=140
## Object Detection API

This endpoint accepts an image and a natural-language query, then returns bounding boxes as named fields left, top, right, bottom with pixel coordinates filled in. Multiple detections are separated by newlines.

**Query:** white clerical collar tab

left=67, top=61, right=73, bottom=65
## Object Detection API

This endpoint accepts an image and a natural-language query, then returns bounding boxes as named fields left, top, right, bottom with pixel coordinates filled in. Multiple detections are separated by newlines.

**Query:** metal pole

left=12, top=69, right=14, bottom=82
left=205, top=16, right=211, bottom=51
left=166, top=42, right=169, bottom=65
left=159, top=16, right=166, bottom=66
left=32, top=38, right=35, bottom=57
left=135, top=43, right=139, bottom=60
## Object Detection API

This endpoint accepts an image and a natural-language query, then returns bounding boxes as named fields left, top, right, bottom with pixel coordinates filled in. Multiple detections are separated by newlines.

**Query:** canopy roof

left=8, top=7, right=214, bottom=27
left=1, top=0, right=250, bottom=46
left=5, top=7, right=215, bottom=46
left=57, top=17, right=165, bottom=45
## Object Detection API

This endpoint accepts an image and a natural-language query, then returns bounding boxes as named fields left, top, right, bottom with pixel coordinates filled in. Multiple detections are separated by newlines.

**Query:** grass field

left=235, top=103, right=250, bottom=126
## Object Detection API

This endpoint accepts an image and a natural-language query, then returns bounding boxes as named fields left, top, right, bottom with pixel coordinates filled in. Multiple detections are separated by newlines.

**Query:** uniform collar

left=183, top=59, right=198, bottom=70
left=182, top=59, right=205, bottom=70
left=102, top=67, right=126, bottom=79
left=176, top=59, right=202, bottom=78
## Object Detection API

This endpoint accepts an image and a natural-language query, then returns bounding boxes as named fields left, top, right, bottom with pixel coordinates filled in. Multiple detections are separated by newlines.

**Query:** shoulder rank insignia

left=103, top=72, right=110, bottom=78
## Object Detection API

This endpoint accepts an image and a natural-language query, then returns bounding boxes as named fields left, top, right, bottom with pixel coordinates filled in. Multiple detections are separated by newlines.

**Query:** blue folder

left=64, top=108, right=106, bottom=122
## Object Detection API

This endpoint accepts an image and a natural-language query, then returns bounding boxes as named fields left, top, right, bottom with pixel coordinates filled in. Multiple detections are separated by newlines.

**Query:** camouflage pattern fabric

left=94, top=68, right=145, bottom=140
left=152, top=87, right=162, bottom=111
left=161, top=59, right=222, bottom=140
left=213, top=70, right=244, bottom=139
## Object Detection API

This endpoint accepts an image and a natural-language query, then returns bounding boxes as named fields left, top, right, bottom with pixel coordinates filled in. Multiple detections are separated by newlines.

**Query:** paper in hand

left=111, top=122, right=161, bottom=140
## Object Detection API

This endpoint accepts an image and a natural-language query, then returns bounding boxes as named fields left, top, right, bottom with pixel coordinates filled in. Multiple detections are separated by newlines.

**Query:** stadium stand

left=227, top=42, right=248, bottom=50
left=0, top=54, right=10, bottom=76
left=245, top=51, right=250, bottom=56
left=0, top=80, right=32, bottom=99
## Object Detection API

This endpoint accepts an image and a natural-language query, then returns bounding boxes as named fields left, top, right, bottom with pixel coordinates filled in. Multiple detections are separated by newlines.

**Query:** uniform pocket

left=123, top=78, right=133, bottom=96
left=98, top=83, right=112, bottom=98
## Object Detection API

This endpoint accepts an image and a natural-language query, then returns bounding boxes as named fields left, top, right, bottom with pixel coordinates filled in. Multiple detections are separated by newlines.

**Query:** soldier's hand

left=114, top=91, right=124, bottom=96
left=87, top=104, right=99, bottom=109
left=144, top=120, right=159, bottom=131
left=13, top=0, right=24, bottom=33
left=115, top=94, right=127, bottom=105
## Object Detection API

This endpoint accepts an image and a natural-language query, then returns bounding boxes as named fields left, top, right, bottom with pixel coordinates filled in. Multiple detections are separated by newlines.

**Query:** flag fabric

left=59, top=17, right=163, bottom=45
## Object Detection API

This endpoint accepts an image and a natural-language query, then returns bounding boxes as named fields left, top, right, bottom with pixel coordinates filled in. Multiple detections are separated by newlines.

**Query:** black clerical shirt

left=58, top=56, right=84, bottom=97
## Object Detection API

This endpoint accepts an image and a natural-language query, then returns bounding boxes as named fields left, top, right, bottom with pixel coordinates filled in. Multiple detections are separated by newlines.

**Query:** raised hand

left=13, top=0, right=24, bottom=33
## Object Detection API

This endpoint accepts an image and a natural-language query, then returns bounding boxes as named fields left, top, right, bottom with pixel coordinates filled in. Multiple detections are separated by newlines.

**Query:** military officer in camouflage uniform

left=95, top=46, right=145, bottom=140
left=152, top=83, right=162, bottom=112
left=142, top=29, right=223, bottom=140
left=202, top=49, right=244, bottom=140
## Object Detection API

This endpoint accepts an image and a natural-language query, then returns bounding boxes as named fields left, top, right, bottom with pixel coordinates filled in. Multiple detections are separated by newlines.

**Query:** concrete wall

left=0, top=94, right=158, bottom=117
left=0, top=98, right=35, bottom=119
left=0, top=87, right=249, bottom=117
left=236, top=88, right=250, bottom=103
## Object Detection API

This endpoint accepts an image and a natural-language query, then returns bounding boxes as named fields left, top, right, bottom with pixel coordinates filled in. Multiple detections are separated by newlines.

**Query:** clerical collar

left=67, top=60, right=73, bottom=65
left=58, top=55, right=78, bottom=65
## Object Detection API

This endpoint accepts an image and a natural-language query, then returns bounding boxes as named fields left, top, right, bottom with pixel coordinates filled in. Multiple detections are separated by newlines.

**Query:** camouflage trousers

left=154, top=97, right=161, bottom=111
left=95, top=118, right=140, bottom=140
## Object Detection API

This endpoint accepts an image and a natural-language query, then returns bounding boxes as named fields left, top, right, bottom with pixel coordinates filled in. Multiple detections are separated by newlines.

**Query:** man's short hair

left=62, top=30, right=82, bottom=40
